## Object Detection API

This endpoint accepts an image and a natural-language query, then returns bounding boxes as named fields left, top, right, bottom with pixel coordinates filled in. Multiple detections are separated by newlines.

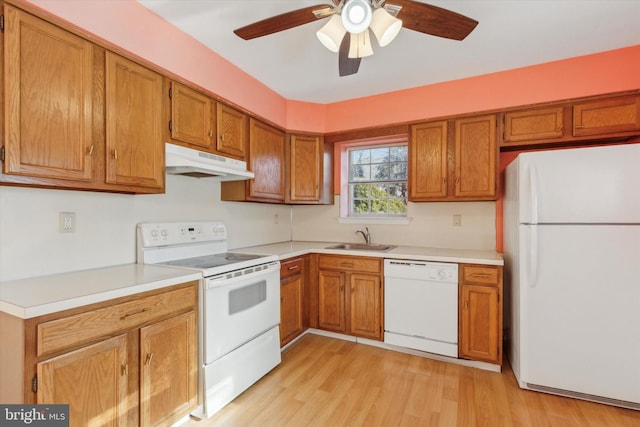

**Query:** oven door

left=203, top=261, right=280, bottom=364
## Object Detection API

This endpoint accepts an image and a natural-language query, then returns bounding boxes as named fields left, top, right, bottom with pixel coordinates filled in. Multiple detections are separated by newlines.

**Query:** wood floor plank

left=186, top=334, right=640, bottom=427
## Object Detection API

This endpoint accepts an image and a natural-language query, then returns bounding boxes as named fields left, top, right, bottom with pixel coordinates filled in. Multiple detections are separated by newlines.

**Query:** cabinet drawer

left=280, top=257, right=304, bottom=279
left=37, top=284, right=197, bottom=357
left=319, top=255, right=381, bottom=273
left=460, top=264, right=500, bottom=286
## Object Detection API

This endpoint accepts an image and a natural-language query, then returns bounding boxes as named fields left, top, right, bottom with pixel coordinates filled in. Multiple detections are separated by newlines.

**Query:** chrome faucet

left=355, top=227, right=372, bottom=245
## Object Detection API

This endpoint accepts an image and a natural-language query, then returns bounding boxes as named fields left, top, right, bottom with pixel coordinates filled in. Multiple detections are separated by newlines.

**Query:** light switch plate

left=453, top=214, right=462, bottom=227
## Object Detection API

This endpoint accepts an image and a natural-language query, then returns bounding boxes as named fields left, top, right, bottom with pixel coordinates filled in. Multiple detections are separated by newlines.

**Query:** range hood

left=165, top=143, right=254, bottom=181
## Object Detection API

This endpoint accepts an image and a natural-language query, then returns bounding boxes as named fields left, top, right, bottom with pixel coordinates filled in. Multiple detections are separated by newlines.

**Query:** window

left=348, top=144, right=408, bottom=217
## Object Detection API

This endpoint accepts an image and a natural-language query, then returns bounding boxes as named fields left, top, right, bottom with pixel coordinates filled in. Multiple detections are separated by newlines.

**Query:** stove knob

left=161, top=229, right=168, bottom=237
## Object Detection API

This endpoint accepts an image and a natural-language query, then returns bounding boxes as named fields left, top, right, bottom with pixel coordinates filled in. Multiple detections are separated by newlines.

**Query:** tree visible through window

left=348, top=144, right=408, bottom=216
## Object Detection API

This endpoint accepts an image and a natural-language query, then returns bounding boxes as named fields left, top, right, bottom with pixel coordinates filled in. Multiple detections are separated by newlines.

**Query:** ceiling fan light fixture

left=341, top=0, right=372, bottom=34
left=348, top=29, right=374, bottom=59
left=370, top=7, right=402, bottom=47
left=316, top=14, right=346, bottom=52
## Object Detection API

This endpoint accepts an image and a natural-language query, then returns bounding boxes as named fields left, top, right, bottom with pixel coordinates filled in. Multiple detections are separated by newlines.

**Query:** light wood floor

left=186, top=334, right=640, bottom=427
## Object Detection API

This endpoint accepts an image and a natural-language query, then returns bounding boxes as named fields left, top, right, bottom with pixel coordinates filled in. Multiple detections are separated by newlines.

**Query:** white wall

left=0, top=176, right=292, bottom=281
left=292, top=196, right=496, bottom=250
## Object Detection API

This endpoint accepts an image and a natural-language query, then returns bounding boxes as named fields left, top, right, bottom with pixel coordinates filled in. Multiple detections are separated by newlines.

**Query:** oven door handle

left=205, top=262, right=279, bottom=290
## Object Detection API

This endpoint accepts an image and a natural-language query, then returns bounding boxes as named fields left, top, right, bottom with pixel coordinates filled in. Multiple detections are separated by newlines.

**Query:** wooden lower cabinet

left=279, top=257, right=307, bottom=346
left=3, top=281, right=198, bottom=427
left=458, top=264, right=503, bottom=365
left=317, top=255, right=383, bottom=340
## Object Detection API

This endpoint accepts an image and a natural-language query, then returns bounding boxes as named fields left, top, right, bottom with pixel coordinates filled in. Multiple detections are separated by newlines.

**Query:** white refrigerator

left=503, top=143, right=640, bottom=409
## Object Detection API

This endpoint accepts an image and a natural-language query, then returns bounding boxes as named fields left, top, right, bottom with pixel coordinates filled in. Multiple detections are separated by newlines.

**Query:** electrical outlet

left=59, top=212, right=76, bottom=233
left=453, top=214, right=462, bottom=227
left=274, top=214, right=279, bottom=224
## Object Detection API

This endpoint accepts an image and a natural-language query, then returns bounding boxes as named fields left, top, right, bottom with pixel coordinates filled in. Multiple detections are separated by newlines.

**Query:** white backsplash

left=0, top=176, right=291, bottom=281
left=292, top=196, right=496, bottom=250
left=1, top=183, right=496, bottom=282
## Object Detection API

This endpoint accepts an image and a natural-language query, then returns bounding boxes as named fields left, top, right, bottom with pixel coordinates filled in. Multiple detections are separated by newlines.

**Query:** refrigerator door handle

left=529, top=164, right=539, bottom=225
left=529, top=224, right=539, bottom=288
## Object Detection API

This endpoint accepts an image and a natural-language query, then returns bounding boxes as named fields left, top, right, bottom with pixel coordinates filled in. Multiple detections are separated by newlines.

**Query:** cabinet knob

left=87, top=145, right=94, bottom=156
left=113, top=149, right=118, bottom=160
left=145, top=353, right=154, bottom=366
left=121, top=363, right=128, bottom=376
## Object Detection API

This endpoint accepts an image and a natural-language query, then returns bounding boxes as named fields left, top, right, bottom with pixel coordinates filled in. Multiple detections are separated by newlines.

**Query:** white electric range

left=136, top=221, right=281, bottom=418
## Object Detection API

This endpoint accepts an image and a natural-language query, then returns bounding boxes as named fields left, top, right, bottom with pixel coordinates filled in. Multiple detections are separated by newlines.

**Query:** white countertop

left=236, top=241, right=504, bottom=266
left=0, top=264, right=201, bottom=319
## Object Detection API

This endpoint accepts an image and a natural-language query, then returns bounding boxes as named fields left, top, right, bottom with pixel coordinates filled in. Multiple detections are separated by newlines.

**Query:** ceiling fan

left=233, top=0, right=478, bottom=77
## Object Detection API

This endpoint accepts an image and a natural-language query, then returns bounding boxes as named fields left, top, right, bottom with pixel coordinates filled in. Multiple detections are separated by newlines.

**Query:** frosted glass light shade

left=370, top=8, right=402, bottom=47
left=316, top=14, right=346, bottom=52
left=342, top=0, right=372, bottom=34
left=348, top=30, right=374, bottom=58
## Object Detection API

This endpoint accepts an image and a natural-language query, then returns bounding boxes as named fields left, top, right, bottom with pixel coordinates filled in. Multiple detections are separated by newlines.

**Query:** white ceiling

left=137, top=0, right=640, bottom=104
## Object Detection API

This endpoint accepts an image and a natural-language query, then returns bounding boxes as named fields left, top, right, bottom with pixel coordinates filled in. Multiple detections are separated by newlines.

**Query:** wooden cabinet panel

left=349, top=273, right=382, bottom=340
left=503, top=107, right=565, bottom=143
left=37, top=334, right=128, bottom=427
left=459, top=264, right=503, bottom=365
left=217, top=103, right=247, bottom=159
left=37, top=285, right=197, bottom=357
left=459, top=284, right=500, bottom=363
left=454, top=115, right=497, bottom=199
left=140, top=311, right=197, bottom=427
left=288, top=134, right=321, bottom=202
left=247, top=119, right=286, bottom=201
left=409, top=121, right=448, bottom=200
left=169, top=81, right=215, bottom=150
left=105, top=52, right=164, bottom=190
left=3, top=5, right=94, bottom=181
left=318, top=255, right=381, bottom=274
left=280, top=273, right=304, bottom=346
left=318, top=270, right=346, bottom=333
left=573, top=95, right=640, bottom=136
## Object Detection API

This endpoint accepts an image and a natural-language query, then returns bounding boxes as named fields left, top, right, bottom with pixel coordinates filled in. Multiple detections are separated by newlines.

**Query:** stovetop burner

left=162, top=252, right=267, bottom=270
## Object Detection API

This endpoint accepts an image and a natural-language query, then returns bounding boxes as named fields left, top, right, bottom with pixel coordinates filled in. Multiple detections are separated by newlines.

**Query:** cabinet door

left=459, top=284, right=500, bottom=364
left=288, top=134, right=321, bottom=202
left=105, top=52, right=164, bottom=190
left=280, top=273, right=304, bottom=346
left=454, top=115, right=497, bottom=199
left=38, top=334, right=128, bottom=427
left=140, top=311, right=197, bottom=427
left=409, top=121, right=448, bottom=200
left=248, top=119, right=286, bottom=202
left=349, top=273, right=382, bottom=340
left=217, top=103, right=247, bottom=159
left=4, top=5, right=94, bottom=181
left=169, top=81, right=215, bottom=150
left=318, top=270, right=346, bottom=333
left=503, top=107, right=565, bottom=143
left=573, top=95, right=640, bottom=137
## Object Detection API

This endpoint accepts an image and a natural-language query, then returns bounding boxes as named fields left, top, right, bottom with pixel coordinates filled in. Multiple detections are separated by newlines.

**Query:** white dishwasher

left=384, top=259, right=459, bottom=357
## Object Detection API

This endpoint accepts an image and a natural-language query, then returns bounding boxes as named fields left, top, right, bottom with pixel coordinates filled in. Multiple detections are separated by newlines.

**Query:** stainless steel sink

left=326, top=243, right=396, bottom=252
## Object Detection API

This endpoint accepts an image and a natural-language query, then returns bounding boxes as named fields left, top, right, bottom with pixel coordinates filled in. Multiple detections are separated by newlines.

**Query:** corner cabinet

left=1, top=4, right=164, bottom=194
left=286, top=133, right=333, bottom=204
left=458, top=264, right=503, bottom=365
left=3, top=282, right=198, bottom=427
left=409, top=115, right=497, bottom=201
left=317, top=255, right=383, bottom=340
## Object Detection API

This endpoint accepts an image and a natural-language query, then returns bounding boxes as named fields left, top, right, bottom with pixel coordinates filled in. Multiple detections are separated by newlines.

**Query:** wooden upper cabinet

left=217, top=103, right=247, bottom=159
left=573, top=95, right=640, bottom=137
left=287, top=133, right=322, bottom=203
left=105, top=52, right=164, bottom=190
left=168, top=81, right=216, bottom=151
left=454, top=115, right=497, bottom=199
left=3, top=4, right=94, bottom=181
left=409, top=121, right=448, bottom=200
left=247, top=119, right=286, bottom=202
left=503, top=107, right=565, bottom=143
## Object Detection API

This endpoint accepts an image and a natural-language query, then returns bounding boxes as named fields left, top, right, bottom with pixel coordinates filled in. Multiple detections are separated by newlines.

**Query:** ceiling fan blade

left=234, top=5, right=333, bottom=40
left=339, top=33, right=361, bottom=77
left=390, top=0, right=478, bottom=41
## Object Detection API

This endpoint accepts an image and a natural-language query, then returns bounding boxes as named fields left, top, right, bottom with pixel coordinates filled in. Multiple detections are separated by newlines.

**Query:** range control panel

left=138, top=221, right=227, bottom=247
